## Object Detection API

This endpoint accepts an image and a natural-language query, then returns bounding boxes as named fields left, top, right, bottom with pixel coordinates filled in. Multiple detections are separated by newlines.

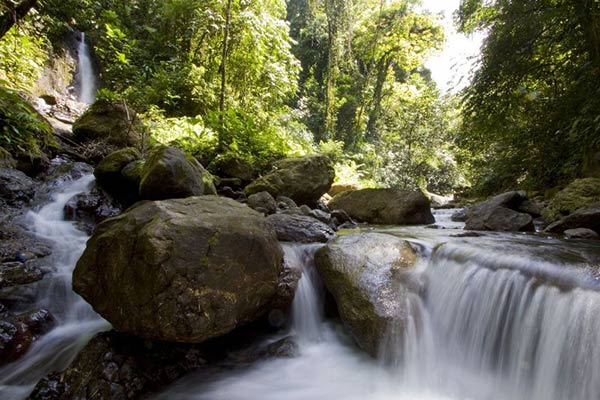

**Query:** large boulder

left=266, top=214, right=335, bottom=243
left=139, top=146, right=204, bottom=200
left=543, top=178, right=600, bottom=223
left=94, top=147, right=141, bottom=205
left=314, top=233, right=418, bottom=356
left=328, top=189, right=434, bottom=225
left=463, top=191, right=534, bottom=232
left=544, top=204, right=600, bottom=234
left=73, top=196, right=284, bottom=343
left=72, top=100, right=142, bottom=150
left=245, top=154, right=335, bottom=207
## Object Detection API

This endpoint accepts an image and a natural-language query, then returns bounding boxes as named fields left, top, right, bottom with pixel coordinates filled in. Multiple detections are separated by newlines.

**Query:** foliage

left=458, top=0, right=600, bottom=194
left=0, top=86, right=55, bottom=159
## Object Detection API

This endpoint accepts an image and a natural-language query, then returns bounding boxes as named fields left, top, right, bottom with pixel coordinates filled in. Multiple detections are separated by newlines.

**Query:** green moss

left=543, top=178, right=600, bottom=222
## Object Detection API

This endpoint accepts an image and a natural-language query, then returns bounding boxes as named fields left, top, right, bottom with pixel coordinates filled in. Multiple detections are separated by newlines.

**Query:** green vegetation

left=1, top=0, right=598, bottom=197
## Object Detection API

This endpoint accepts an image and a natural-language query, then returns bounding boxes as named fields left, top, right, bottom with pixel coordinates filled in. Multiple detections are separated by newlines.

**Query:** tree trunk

left=0, top=0, right=37, bottom=40
left=219, top=0, right=233, bottom=114
left=366, top=56, right=391, bottom=140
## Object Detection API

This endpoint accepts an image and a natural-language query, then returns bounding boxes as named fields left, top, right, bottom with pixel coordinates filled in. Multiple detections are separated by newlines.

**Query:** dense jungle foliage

left=1, top=0, right=599, bottom=195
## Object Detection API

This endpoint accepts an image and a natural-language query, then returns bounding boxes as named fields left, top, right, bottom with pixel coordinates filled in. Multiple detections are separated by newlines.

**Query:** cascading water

left=0, top=174, right=109, bottom=400
left=76, top=32, right=97, bottom=104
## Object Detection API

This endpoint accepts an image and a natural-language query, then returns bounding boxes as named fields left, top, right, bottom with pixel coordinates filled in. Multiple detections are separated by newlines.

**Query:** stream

left=2, top=176, right=600, bottom=399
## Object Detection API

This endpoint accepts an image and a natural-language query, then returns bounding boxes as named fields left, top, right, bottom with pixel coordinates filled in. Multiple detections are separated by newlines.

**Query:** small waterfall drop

left=76, top=32, right=97, bottom=104
left=0, top=174, right=109, bottom=400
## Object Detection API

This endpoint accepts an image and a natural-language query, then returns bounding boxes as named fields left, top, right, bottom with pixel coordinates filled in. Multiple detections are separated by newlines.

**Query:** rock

left=0, top=261, right=44, bottom=288
left=247, top=191, right=277, bottom=215
left=29, top=330, right=207, bottom=400
left=139, top=146, right=204, bottom=200
left=0, top=168, right=35, bottom=205
left=314, top=233, right=418, bottom=356
left=328, top=189, right=434, bottom=225
left=543, top=178, right=600, bottom=223
left=451, top=208, right=468, bottom=222
left=73, top=196, right=284, bottom=343
left=328, top=183, right=357, bottom=197
left=0, top=147, right=16, bottom=169
left=255, top=336, right=299, bottom=359
left=544, top=204, right=600, bottom=234
left=276, top=196, right=298, bottom=210
left=308, top=209, right=331, bottom=225
left=209, top=155, right=256, bottom=182
left=465, top=206, right=534, bottom=232
left=72, top=100, right=142, bottom=150
left=266, top=213, right=335, bottom=243
left=64, top=187, right=121, bottom=234
left=463, top=191, right=534, bottom=232
left=518, top=199, right=542, bottom=217
left=0, top=309, right=54, bottom=366
left=331, top=209, right=351, bottom=225
left=564, top=228, right=599, bottom=239
left=245, top=154, right=335, bottom=207
left=94, top=148, right=142, bottom=205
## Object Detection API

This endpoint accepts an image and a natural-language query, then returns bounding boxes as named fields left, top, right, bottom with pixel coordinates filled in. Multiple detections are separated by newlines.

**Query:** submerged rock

left=73, top=196, right=284, bottom=343
left=328, top=189, right=434, bottom=225
left=266, top=214, right=335, bottom=243
left=0, top=309, right=55, bottom=366
left=314, top=233, right=418, bottom=356
left=245, top=154, right=335, bottom=207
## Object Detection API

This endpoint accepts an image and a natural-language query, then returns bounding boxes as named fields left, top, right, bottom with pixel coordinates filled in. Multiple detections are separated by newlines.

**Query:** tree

left=0, top=0, right=37, bottom=39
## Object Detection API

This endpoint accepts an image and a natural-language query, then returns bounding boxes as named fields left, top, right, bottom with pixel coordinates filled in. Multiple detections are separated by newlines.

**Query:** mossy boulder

left=314, top=233, right=418, bottom=356
left=245, top=154, right=335, bottom=207
left=72, top=100, right=142, bottom=150
left=139, top=146, right=204, bottom=200
left=73, top=196, right=284, bottom=343
left=543, top=178, right=600, bottom=223
left=544, top=204, right=600, bottom=234
left=94, top=147, right=141, bottom=205
left=328, top=189, right=434, bottom=225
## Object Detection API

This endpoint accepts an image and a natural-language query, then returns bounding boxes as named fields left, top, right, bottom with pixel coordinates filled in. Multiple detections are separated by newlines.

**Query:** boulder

left=245, top=154, right=335, bottom=207
left=94, top=147, right=142, bottom=205
left=465, top=207, right=534, bottom=232
left=247, top=191, right=277, bottom=215
left=328, top=189, right=434, bottom=225
left=266, top=214, right=335, bottom=243
left=328, top=183, right=357, bottom=197
left=63, top=187, right=121, bottom=234
left=564, top=228, right=599, bottom=239
left=544, top=204, right=600, bottom=234
left=72, top=100, right=142, bottom=150
left=0, top=168, right=35, bottom=205
left=0, top=309, right=55, bottom=366
left=209, top=155, right=256, bottom=182
left=314, top=233, right=418, bottom=356
left=73, top=196, right=284, bottom=343
left=463, top=191, right=534, bottom=232
left=543, top=178, right=600, bottom=223
left=139, top=146, right=204, bottom=200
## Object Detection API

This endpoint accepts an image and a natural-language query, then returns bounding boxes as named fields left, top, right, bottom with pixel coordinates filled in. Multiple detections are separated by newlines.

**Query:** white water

left=158, top=230, right=600, bottom=400
left=77, top=33, right=96, bottom=104
left=0, top=174, right=109, bottom=399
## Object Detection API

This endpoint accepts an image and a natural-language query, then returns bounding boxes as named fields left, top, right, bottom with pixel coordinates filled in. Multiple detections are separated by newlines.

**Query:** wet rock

left=64, top=186, right=122, bottom=234
left=314, top=233, right=418, bottom=356
left=328, top=189, right=434, bottom=225
left=266, top=214, right=335, bottom=243
left=245, top=154, right=335, bottom=207
left=545, top=204, right=600, bottom=234
left=0, top=309, right=54, bottom=366
left=451, top=208, right=468, bottom=222
left=0, top=262, right=44, bottom=288
left=29, top=330, right=208, bottom=400
left=139, top=146, right=204, bottom=201
left=0, top=168, right=35, bottom=205
left=564, top=228, right=599, bottom=239
left=73, top=196, right=284, bottom=343
left=247, top=191, right=277, bottom=215
left=255, top=337, right=299, bottom=359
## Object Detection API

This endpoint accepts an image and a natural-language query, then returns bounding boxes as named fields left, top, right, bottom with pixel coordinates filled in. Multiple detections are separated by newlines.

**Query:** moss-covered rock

left=139, top=146, right=204, bottom=200
left=328, top=189, right=434, bottom=225
left=314, top=233, right=418, bottom=356
left=94, top=147, right=141, bottom=205
left=72, top=100, right=142, bottom=150
left=543, top=178, right=600, bottom=223
left=245, top=154, right=335, bottom=207
left=73, top=196, right=284, bottom=343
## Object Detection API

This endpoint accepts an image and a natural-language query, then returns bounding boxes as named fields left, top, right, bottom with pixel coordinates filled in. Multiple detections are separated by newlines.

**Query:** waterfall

left=77, top=32, right=97, bottom=104
left=0, top=174, right=109, bottom=400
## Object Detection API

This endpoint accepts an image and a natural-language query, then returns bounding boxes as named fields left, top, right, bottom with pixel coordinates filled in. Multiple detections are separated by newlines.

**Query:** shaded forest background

left=1, top=0, right=599, bottom=196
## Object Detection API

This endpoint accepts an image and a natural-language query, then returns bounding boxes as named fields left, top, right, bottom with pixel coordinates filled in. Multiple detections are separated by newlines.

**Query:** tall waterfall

left=76, top=32, right=96, bottom=104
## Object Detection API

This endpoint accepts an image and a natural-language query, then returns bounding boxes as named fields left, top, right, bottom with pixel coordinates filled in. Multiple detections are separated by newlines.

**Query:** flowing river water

left=2, top=177, right=600, bottom=399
